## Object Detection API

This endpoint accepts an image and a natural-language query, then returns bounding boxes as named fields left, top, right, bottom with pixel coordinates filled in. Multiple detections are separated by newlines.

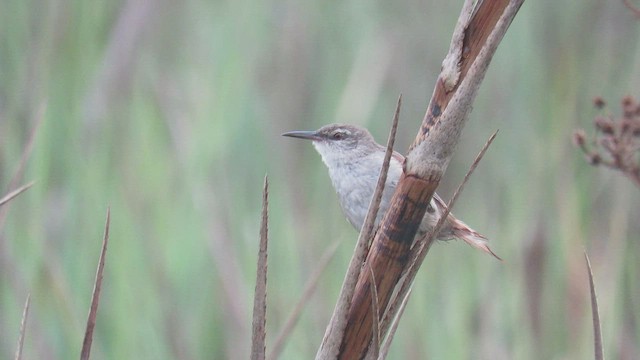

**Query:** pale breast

left=328, top=153, right=402, bottom=230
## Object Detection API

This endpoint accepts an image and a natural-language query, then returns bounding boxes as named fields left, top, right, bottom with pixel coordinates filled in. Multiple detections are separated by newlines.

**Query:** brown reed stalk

left=316, top=1, right=525, bottom=358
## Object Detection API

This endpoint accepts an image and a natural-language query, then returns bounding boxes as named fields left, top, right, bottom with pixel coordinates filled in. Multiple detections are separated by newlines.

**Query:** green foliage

left=1, top=0, right=639, bottom=358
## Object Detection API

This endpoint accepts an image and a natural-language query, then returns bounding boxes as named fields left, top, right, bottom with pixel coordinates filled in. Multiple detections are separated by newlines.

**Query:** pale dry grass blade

left=206, top=189, right=250, bottom=357
left=382, top=130, right=498, bottom=339
left=268, top=241, right=340, bottom=360
left=585, top=252, right=604, bottom=360
left=251, top=176, right=269, bottom=360
left=14, top=294, right=31, bottom=360
left=0, top=182, right=35, bottom=207
left=367, top=266, right=380, bottom=360
left=378, top=289, right=411, bottom=360
left=623, top=0, right=640, bottom=19
left=7, top=104, right=44, bottom=186
left=316, top=96, right=401, bottom=359
left=335, top=38, right=392, bottom=125
left=82, top=0, right=157, bottom=128
left=0, top=106, right=50, bottom=357
left=431, top=130, right=499, bottom=258
left=414, top=130, right=499, bottom=264
left=0, top=103, right=45, bottom=230
left=80, top=208, right=111, bottom=360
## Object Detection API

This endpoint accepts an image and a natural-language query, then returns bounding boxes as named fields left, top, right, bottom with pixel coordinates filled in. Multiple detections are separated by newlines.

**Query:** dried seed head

left=593, top=96, right=606, bottom=109
left=622, top=96, right=636, bottom=117
left=594, top=116, right=615, bottom=134
left=573, top=130, right=587, bottom=147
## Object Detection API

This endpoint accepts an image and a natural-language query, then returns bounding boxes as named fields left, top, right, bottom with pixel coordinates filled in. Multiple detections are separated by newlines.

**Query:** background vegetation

left=1, top=0, right=639, bottom=358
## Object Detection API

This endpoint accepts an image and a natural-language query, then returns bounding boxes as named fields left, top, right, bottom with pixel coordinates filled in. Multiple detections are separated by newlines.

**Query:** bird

left=282, top=123, right=500, bottom=260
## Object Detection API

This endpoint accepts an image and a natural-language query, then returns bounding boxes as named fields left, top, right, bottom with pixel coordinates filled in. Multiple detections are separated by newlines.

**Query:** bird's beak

left=281, top=130, right=322, bottom=141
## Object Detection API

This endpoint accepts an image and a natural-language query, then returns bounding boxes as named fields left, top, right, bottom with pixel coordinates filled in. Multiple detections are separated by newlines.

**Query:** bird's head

left=282, top=124, right=377, bottom=163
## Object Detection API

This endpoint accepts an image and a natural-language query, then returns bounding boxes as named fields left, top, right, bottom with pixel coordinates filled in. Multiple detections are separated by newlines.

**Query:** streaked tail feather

left=451, top=219, right=502, bottom=261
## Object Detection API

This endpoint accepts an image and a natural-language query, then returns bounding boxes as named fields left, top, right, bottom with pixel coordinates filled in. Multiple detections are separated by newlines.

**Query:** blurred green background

left=1, top=0, right=639, bottom=359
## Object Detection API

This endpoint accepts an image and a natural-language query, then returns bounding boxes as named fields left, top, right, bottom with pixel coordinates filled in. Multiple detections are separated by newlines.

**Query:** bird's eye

left=332, top=132, right=345, bottom=140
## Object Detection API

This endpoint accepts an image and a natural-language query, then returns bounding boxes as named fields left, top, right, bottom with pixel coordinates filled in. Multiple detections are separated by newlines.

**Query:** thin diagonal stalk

left=268, top=241, right=340, bottom=360
left=585, top=252, right=604, bottom=360
left=251, top=176, right=269, bottom=360
left=367, top=265, right=380, bottom=360
left=80, top=208, right=111, bottom=360
left=381, top=130, right=498, bottom=340
left=14, top=294, right=31, bottom=360
left=316, top=96, right=401, bottom=359
left=0, top=182, right=35, bottom=207
left=378, top=289, right=411, bottom=360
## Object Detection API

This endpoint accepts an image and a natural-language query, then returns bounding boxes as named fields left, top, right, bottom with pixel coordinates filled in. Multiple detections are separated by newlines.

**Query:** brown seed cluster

left=573, top=96, right=640, bottom=188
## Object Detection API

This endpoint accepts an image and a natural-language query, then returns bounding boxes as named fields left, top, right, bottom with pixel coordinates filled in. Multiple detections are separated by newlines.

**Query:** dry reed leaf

left=268, top=241, right=340, bottom=360
left=14, top=294, right=31, bottom=360
left=585, top=252, right=604, bottom=360
left=378, top=289, right=411, bottom=360
left=316, top=96, right=401, bottom=359
left=80, top=208, right=111, bottom=360
left=251, top=176, right=269, bottom=360
left=0, top=182, right=35, bottom=207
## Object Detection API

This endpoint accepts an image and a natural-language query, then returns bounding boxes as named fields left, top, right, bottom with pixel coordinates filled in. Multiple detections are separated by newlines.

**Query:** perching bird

left=283, top=123, right=500, bottom=260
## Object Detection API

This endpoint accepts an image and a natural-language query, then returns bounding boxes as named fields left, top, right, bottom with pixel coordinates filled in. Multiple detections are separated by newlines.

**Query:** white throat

left=312, top=140, right=403, bottom=230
